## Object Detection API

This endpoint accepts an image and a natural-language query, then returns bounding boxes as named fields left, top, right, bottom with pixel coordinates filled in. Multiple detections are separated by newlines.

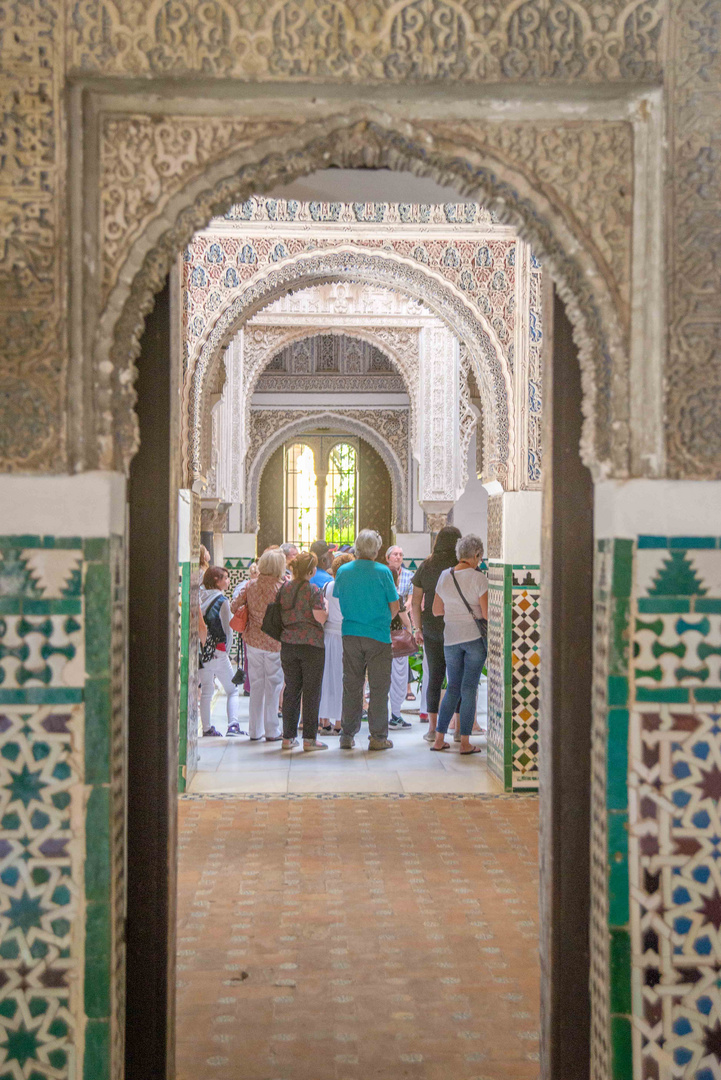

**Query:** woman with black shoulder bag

left=430, top=534, right=488, bottom=755
left=274, top=551, right=329, bottom=751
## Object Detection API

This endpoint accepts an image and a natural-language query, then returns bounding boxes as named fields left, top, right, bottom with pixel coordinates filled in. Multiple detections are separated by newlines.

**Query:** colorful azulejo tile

left=0, top=538, right=90, bottom=1080
left=627, top=539, right=721, bottom=1080
left=630, top=704, right=721, bottom=1080
left=511, top=571, right=540, bottom=790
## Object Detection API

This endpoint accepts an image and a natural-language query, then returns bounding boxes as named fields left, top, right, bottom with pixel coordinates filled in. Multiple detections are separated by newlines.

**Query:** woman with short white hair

left=233, top=548, right=286, bottom=741
left=430, top=534, right=488, bottom=755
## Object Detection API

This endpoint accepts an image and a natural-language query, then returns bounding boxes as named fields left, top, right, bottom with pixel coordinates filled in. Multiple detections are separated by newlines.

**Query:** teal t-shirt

left=334, top=559, right=399, bottom=644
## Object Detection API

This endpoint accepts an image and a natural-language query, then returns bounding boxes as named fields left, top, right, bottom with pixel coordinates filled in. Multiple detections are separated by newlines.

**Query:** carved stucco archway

left=96, top=111, right=632, bottom=482
left=185, top=246, right=509, bottom=490
left=201, top=314, right=428, bottom=486
left=246, top=411, right=407, bottom=533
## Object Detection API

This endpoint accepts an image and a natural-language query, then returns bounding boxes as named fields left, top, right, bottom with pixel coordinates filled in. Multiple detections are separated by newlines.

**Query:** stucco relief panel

left=69, top=0, right=665, bottom=82
left=0, top=0, right=66, bottom=472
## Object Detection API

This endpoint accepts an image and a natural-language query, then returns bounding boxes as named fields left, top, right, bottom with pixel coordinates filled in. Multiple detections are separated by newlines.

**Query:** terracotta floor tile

left=176, top=794, right=539, bottom=1080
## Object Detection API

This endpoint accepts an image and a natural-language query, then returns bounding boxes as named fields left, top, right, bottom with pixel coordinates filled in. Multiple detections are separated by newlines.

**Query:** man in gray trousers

left=333, top=529, right=399, bottom=751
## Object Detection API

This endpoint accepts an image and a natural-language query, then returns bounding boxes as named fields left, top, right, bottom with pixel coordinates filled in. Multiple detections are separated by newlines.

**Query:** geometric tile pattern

left=487, top=564, right=540, bottom=792
left=628, top=538, right=721, bottom=1080
left=176, top=793, right=540, bottom=1080
left=511, top=570, right=540, bottom=789
left=0, top=535, right=121, bottom=1080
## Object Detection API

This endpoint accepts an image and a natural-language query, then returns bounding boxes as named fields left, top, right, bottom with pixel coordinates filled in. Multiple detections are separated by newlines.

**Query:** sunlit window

left=285, top=443, right=317, bottom=547
left=325, top=442, right=357, bottom=544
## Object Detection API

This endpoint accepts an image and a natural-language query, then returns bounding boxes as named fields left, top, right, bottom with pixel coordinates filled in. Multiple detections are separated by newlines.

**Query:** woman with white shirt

left=318, top=553, right=354, bottom=734
left=430, top=534, right=488, bottom=755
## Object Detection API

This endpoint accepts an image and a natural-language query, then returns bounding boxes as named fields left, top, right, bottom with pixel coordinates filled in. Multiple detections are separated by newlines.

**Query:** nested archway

left=184, top=247, right=510, bottom=489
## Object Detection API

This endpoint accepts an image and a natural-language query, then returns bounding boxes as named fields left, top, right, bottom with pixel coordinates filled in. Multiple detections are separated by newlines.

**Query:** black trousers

left=280, top=642, right=325, bottom=741
left=424, top=635, right=461, bottom=716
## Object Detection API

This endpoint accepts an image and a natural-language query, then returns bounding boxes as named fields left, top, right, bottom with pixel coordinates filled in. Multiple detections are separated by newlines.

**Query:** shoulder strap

left=450, top=569, right=475, bottom=616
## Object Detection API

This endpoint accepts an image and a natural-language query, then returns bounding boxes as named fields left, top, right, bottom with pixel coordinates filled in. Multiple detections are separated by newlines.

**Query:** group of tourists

left=197, top=524, right=488, bottom=756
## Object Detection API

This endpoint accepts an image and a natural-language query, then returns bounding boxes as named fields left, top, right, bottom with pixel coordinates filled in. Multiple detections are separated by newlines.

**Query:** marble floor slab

left=187, top=681, right=502, bottom=796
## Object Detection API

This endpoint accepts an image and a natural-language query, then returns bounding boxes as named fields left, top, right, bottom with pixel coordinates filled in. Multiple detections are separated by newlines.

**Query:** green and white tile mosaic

left=0, top=535, right=123, bottom=1080
left=592, top=536, right=721, bottom=1080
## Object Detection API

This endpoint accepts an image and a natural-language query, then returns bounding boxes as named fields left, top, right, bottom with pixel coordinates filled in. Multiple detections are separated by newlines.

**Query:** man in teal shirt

left=334, top=529, right=399, bottom=751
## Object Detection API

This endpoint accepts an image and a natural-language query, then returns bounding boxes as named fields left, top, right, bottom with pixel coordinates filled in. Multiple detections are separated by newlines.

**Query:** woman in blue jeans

left=430, top=534, right=488, bottom=755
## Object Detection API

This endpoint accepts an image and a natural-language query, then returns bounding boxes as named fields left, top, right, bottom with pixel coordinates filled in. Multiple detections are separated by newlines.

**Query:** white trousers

left=245, top=644, right=283, bottom=740
left=199, top=654, right=239, bottom=733
left=420, top=648, right=429, bottom=714
left=389, top=655, right=408, bottom=718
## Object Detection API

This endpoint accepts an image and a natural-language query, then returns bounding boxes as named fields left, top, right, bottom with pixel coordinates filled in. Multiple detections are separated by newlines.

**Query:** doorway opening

left=124, top=161, right=594, bottom=1080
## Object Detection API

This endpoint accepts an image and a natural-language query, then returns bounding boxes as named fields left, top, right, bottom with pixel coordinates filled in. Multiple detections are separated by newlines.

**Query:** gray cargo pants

left=340, top=635, right=392, bottom=741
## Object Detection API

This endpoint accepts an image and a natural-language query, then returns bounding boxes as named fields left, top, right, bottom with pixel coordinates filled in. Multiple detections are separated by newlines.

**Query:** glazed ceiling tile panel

left=68, top=0, right=665, bottom=82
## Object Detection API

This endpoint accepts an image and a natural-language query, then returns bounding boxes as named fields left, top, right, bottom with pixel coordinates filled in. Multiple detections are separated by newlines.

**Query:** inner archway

left=118, top=156, right=600, bottom=1080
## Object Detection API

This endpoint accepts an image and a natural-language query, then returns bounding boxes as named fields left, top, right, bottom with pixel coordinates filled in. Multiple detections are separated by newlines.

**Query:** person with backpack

left=276, top=551, right=329, bottom=751
left=199, top=565, right=245, bottom=738
left=430, top=534, right=488, bottom=755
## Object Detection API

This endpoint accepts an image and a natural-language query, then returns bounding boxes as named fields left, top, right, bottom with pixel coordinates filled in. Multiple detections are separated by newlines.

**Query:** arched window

left=325, top=442, right=357, bottom=544
left=284, top=443, right=317, bottom=547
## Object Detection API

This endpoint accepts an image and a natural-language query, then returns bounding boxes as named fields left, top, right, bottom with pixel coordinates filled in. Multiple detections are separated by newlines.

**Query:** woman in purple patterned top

left=279, top=551, right=329, bottom=752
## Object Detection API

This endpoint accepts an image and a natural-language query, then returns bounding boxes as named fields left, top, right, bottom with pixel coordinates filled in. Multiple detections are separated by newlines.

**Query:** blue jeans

left=436, top=637, right=488, bottom=737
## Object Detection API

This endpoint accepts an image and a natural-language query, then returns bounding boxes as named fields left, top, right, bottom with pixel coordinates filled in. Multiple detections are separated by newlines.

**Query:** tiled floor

left=188, top=681, right=503, bottom=795
left=176, top=793, right=540, bottom=1080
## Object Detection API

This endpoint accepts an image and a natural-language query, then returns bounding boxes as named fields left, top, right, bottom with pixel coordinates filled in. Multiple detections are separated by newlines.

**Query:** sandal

left=319, top=724, right=334, bottom=734
left=282, top=738, right=299, bottom=749
left=405, top=691, right=416, bottom=701
left=430, top=743, right=450, bottom=751
left=460, top=745, right=483, bottom=755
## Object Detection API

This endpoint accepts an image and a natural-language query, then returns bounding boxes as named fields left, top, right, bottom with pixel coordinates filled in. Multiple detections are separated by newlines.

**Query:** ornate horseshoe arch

left=94, top=110, right=632, bottom=483
left=246, top=411, right=407, bottom=534
left=186, top=246, right=511, bottom=489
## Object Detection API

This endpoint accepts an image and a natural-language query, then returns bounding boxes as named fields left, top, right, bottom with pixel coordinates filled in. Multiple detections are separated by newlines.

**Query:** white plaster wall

left=0, top=472, right=126, bottom=536
left=252, top=392, right=409, bottom=407
left=395, top=533, right=431, bottom=559
left=178, top=489, right=191, bottom=562
left=271, top=168, right=476, bottom=206
left=223, top=533, right=258, bottom=558
left=453, top=433, right=488, bottom=546
left=502, top=491, right=542, bottom=564
left=595, top=480, right=721, bottom=538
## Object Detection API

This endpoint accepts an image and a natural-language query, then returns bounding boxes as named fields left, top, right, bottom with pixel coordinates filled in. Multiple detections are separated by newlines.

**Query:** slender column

left=418, top=321, right=462, bottom=509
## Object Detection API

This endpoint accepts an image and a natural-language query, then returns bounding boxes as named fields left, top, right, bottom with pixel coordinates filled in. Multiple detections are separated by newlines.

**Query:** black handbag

left=261, top=581, right=304, bottom=642
left=450, top=570, right=488, bottom=638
